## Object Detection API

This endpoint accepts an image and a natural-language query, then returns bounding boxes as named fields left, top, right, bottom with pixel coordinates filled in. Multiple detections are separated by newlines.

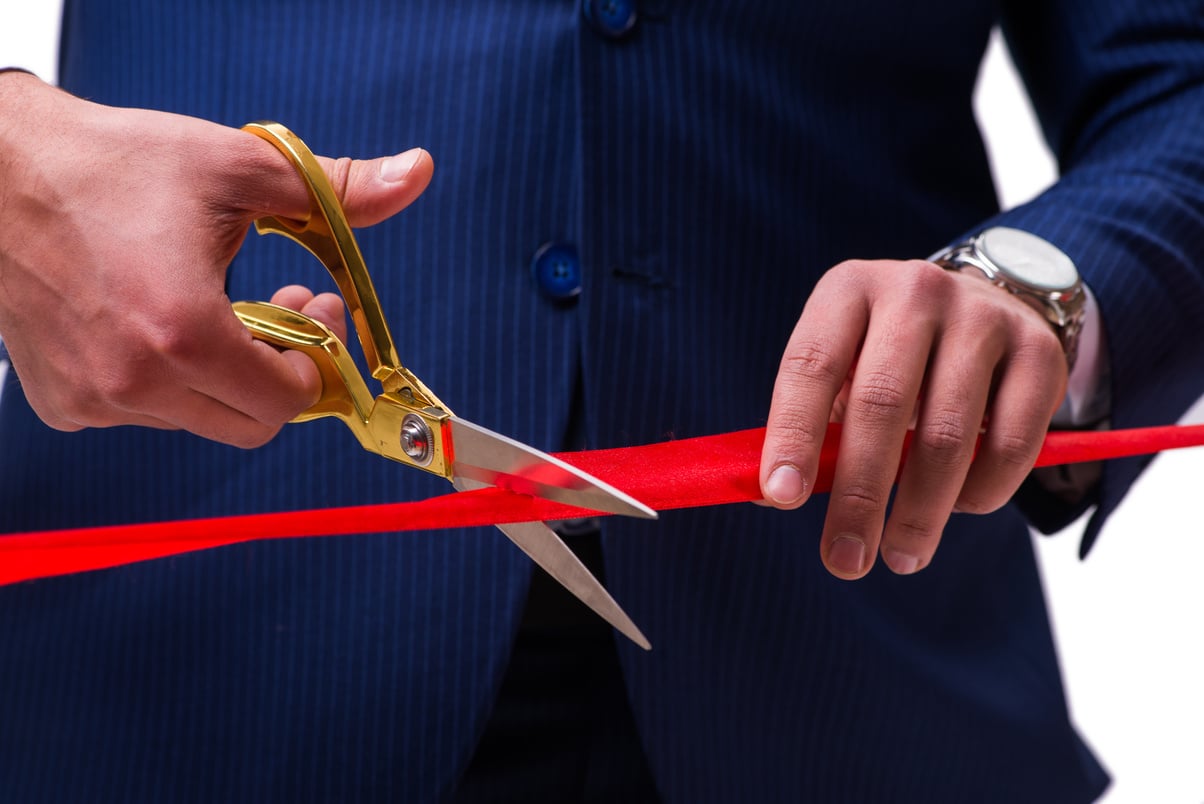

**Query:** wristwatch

left=929, top=226, right=1086, bottom=369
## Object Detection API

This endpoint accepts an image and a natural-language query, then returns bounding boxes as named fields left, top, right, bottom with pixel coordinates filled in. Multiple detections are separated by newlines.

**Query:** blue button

left=583, top=0, right=637, bottom=39
left=530, top=242, right=583, bottom=301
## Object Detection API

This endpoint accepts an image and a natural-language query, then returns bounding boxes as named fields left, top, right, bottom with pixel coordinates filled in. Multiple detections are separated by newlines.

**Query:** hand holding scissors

left=234, top=123, right=656, bottom=648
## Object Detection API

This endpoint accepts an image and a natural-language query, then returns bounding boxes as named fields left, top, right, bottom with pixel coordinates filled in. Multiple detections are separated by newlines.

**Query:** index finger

left=760, top=274, right=868, bottom=508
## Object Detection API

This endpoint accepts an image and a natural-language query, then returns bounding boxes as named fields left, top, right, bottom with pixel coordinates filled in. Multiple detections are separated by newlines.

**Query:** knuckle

left=88, top=315, right=204, bottom=414
left=329, top=156, right=354, bottom=201
left=32, top=393, right=89, bottom=431
left=148, top=320, right=206, bottom=363
left=767, top=409, right=824, bottom=452
left=816, top=259, right=876, bottom=299
left=889, top=514, right=941, bottom=545
left=1004, top=314, right=1066, bottom=369
left=780, top=340, right=845, bottom=387
left=990, top=427, right=1038, bottom=470
left=903, top=259, right=949, bottom=295
left=262, top=398, right=309, bottom=430
left=825, top=258, right=869, bottom=281
left=851, top=369, right=910, bottom=418
left=884, top=260, right=955, bottom=314
left=914, top=411, right=973, bottom=467
left=956, top=427, right=1039, bottom=514
left=226, top=422, right=281, bottom=450
left=953, top=479, right=1013, bottom=514
left=234, top=430, right=276, bottom=449
left=835, top=481, right=887, bottom=515
left=952, top=494, right=999, bottom=516
left=254, top=380, right=315, bottom=429
left=1032, top=331, right=1067, bottom=372
left=91, top=357, right=152, bottom=411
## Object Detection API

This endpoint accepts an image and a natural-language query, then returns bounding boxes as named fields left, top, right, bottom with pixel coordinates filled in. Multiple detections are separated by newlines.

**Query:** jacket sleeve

left=980, top=0, right=1204, bottom=554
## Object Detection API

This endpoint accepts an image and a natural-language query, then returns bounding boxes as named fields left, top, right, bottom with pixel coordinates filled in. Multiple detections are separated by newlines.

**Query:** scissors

left=232, top=122, right=655, bottom=649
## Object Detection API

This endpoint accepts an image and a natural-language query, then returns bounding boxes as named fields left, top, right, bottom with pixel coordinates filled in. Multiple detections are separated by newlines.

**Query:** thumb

left=228, top=130, right=434, bottom=228
left=313, top=148, right=434, bottom=227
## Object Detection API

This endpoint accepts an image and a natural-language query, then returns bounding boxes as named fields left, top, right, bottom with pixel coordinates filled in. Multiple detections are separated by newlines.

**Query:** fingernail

left=884, top=549, right=920, bottom=575
left=379, top=148, right=424, bottom=182
left=828, top=535, right=866, bottom=576
left=766, top=464, right=806, bottom=505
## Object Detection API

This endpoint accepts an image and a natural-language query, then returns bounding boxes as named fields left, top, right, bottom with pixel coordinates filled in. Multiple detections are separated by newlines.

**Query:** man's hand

left=759, top=258, right=1068, bottom=579
left=0, top=71, right=432, bottom=447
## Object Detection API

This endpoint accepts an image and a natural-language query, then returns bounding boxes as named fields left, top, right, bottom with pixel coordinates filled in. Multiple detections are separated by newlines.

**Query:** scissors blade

left=454, top=476, right=651, bottom=650
left=497, top=521, right=651, bottom=650
left=448, top=418, right=657, bottom=520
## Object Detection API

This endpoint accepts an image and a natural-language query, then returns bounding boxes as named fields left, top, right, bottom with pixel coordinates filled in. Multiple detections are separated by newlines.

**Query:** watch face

left=979, top=227, right=1079, bottom=291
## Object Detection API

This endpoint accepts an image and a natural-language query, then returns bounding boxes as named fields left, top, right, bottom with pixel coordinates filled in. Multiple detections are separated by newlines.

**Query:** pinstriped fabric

left=990, top=0, right=1204, bottom=550
left=3, top=0, right=1204, bottom=801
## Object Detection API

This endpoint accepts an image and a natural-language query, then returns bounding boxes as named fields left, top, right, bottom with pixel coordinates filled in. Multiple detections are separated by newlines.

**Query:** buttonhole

left=611, top=265, right=673, bottom=289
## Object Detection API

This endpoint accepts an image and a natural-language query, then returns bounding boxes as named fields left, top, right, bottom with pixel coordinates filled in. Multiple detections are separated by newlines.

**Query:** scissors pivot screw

left=400, top=414, right=434, bottom=466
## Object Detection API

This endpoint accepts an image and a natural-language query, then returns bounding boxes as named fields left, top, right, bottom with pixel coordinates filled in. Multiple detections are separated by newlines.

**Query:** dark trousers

left=448, top=528, right=662, bottom=804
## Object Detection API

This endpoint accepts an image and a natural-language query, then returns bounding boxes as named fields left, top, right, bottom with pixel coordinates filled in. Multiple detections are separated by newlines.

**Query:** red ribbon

left=3, top=422, right=1203, bottom=586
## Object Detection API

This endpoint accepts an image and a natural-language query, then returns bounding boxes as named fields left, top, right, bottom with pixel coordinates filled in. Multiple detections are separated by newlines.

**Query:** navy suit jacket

left=3, top=1, right=1204, bottom=802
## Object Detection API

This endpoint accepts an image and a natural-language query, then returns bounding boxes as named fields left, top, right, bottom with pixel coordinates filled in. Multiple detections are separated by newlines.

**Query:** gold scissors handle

left=240, top=122, right=443, bottom=408
left=232, top=300, right=456, bottom=479
left=233, top=123, right=454, bottom=478
left=231, top=302, right=372, bottom=424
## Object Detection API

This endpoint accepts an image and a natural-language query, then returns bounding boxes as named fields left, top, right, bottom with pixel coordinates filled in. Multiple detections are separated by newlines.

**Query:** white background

left=3, top=5, right=1203, bottom=801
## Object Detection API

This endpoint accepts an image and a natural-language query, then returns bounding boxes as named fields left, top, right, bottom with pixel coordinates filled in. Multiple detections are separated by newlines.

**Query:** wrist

left=0, top=67, right=42, bottom=99
left=0, top=68, right=52, bottom=144
left=0, top=71, right=40, bottom=210
left=0, top=71, right=79, bottom=244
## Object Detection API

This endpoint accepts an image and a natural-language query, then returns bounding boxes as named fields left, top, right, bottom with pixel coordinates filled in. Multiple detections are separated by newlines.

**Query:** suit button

left=583, top=0, right=637, bottom=39
left=531, top=242, right=583, bottom=301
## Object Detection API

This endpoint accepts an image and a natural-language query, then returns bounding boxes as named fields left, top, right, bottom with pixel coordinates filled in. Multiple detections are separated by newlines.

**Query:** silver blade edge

left=449, top=418, right=657, bottom=520
left=454, top=478, right=651, bottom=650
